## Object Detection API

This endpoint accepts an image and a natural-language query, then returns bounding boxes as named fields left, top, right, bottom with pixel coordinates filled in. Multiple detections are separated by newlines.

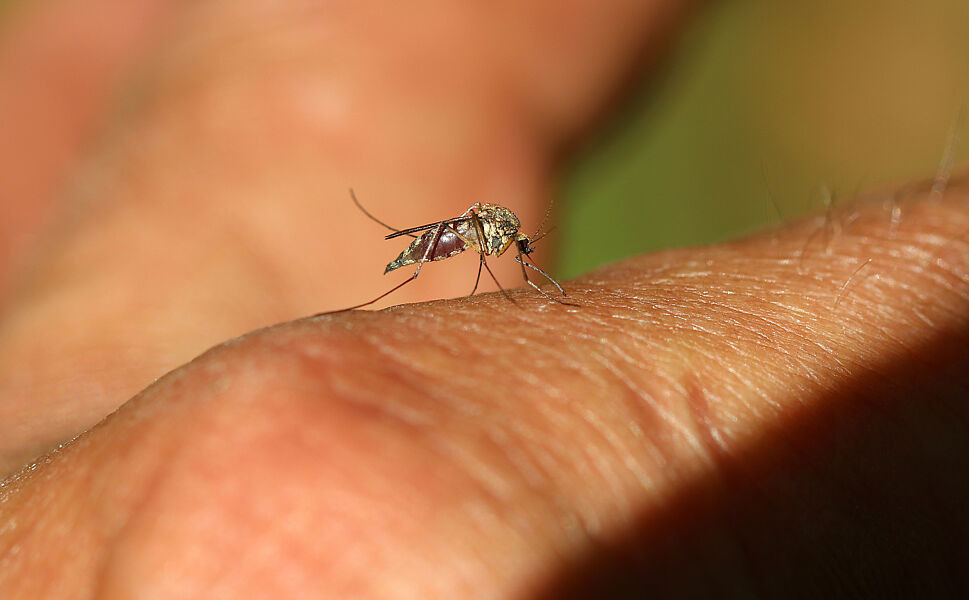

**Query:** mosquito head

left=518, top=224, right=555, bottom=255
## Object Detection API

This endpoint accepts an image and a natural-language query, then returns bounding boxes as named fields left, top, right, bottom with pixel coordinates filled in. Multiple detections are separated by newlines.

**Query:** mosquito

left=314, top=190, right=574, bottom=315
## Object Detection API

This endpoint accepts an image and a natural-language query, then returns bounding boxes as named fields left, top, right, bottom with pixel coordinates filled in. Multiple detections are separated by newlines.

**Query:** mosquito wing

left=385, top=219, right=476, bottom=274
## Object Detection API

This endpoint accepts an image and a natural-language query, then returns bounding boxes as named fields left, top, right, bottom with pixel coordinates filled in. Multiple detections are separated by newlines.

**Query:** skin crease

left=2, top=1, right=969, bottom=599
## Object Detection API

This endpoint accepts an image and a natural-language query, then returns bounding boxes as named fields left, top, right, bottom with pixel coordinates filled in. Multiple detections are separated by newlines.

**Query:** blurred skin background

left=1, top=0, right=967, bottom=286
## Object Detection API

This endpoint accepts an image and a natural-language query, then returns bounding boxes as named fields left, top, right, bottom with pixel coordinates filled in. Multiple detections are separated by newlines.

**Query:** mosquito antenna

left=349, top=188, right=417, bottom=238
left=531, top=197, right=555, bottom=239
left=529, top=225, right=557, bottom=247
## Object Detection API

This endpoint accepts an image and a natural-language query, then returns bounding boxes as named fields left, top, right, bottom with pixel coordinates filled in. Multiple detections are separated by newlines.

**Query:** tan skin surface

left=2, top=1, right=969, bottom=597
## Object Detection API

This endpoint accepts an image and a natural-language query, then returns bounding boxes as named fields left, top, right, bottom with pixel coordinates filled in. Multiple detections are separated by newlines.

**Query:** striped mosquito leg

left=514, top=254, right=575, bottom=306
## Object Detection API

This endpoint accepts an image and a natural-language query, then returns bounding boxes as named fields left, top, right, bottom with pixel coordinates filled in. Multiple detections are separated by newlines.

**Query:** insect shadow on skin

left=312, top=190, right=577, bottom=316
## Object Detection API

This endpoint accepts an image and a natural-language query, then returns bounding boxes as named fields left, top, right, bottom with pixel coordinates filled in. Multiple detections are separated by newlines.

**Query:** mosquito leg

left=517, top=260, right=572, bottom=306
left=310, top=277, right=419, bottom=316
left=515, top=255, right=577, bottom=306
left=467, top=211, right=516, bottom=305
left=312, top=222, right=446, bottom=316
left=519, top=254, right=568, bottom=296
left=479, top=256, right=516, bottom=305
left=468, top=209, right=490, bottom=255
left=468, top=255, right=484, bottom=297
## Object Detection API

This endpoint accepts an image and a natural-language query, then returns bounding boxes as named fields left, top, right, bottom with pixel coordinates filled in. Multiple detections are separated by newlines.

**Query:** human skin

left=2, top=1, right=969, bottom=598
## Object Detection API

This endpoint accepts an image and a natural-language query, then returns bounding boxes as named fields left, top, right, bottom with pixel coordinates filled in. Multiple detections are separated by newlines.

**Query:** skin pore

left=2, top=0, right=969, bottom=597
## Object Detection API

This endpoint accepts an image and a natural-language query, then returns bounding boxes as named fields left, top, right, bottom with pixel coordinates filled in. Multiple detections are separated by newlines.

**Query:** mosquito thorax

left=476, top=204, right=523, bottom=256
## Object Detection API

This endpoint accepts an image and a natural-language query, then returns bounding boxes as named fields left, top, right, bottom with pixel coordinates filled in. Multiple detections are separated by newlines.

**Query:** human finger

left=3, top=171, right=968, bottom=596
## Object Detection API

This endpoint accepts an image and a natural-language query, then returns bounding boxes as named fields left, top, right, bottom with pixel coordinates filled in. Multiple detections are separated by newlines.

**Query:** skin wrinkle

left=911, top=306, right=935, bottom=329
left=570, top=323, right=687, bottom=433
left=711, top=359, right=780, bottom=428
left=713, top=347, right=779, bottom=396
left=574, top=399, right=637, bottom=514
left=524, top=382, right=596, bottom=463
left=482, top=426, right=550, bottom=495
left=595, top=331, right=684, bottom=400
left=355, top=325, right=465, bottom=413
left=684, top=374, right=725, bottom=459
left=711, top=354, right=777, bottom=415
left=936, top=260, right=969, bottom=286
left=929, top=226, right=969, bottom=258
left=324, top=304, right=644, bottom=548
left=904, top=263, right=969, bottom=307
left=941, top=228, right=969, bottom=263
left=537, top=400, right=617, bottom=501
left=871, top=277, right=948, bottom=328
left=586, top=350, right=691, bottom=477
left=717, top=302, right=812, bottom=349
left=502, top=423, right=587, bottom=529
left=424, top=452, right=567, bottom=584
left=452, top=412, right=581, bottom=510
left=482, top=318, right=668, bottom=529
left=331, top=366, right=440, bottom=428
left=498, top=418, right=610, bottom=544
left=330, top=333, right=454, bottom=425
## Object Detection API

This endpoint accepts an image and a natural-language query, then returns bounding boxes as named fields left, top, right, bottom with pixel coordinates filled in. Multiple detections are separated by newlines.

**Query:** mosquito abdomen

left=385, top=228, right=468, bottom=273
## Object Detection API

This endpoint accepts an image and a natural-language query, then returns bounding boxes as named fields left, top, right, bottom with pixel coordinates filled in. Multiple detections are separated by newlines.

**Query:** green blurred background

left=558, top=0, right=969, bottom=278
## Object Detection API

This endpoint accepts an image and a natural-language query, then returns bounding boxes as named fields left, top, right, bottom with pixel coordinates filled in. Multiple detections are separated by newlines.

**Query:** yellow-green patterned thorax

left=476, top=204, right=524, bottom=256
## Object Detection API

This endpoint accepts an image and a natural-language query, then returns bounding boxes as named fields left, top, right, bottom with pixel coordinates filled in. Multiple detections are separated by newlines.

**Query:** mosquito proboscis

left=312, top=190, right=575, bottom=316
